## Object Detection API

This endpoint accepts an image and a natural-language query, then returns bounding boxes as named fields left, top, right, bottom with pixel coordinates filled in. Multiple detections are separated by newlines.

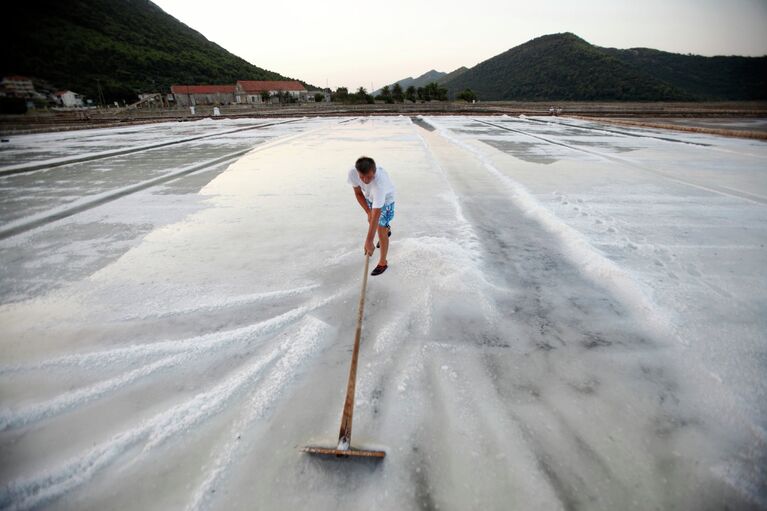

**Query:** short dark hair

left=355, top=156, right=376, bottom=174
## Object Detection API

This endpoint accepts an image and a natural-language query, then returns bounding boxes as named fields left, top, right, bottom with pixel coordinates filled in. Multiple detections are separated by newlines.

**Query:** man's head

left=355, top=156, right=376, bottom=184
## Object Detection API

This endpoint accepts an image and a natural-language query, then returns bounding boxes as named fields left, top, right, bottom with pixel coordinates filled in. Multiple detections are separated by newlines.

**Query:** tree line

left=331, top=82, right=477, bottom=103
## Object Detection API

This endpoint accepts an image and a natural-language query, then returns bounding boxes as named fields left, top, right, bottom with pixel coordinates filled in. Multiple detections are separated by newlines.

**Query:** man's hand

left=364, top=238, right=375, bottom=256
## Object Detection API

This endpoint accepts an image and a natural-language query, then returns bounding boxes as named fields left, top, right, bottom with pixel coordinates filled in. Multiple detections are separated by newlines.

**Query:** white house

left=55, top=90, right=84, bottom=107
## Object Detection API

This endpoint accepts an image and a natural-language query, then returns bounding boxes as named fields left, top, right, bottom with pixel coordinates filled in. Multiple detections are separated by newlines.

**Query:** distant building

left=1, top=76, right=36, bottom=98
left=235, top=80, right=307, bottom=103
left=55, top=90, right=84, bottom=107
left=170, top=85, right=236, bottom=107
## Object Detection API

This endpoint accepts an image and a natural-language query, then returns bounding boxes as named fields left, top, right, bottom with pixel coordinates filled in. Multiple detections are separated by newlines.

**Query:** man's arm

left=364, top=208, right=382, bottom=255
left=353, top=186, right=371, bottom=218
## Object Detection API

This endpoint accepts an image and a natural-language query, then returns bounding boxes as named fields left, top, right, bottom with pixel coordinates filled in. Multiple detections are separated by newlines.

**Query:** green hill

left=603, top=47, right=767, bottom=100
left=1, top=0, right=313, bottom=102
left=443, top=33, right=766, bottom=101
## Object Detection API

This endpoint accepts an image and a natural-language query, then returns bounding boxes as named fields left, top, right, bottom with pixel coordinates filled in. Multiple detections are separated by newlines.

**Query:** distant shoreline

left=2, top=101, right=766, bottom=137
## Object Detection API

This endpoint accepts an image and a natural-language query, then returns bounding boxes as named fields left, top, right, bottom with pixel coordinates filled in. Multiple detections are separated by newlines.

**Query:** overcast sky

left=153, top=0, right=767, bottom=91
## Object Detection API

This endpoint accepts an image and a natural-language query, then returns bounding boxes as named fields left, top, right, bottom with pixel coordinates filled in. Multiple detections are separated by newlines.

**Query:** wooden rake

left=303, top=253, right=385, bottom=459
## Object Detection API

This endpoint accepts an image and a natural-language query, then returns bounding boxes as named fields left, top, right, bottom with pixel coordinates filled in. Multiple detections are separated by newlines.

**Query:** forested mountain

left=603, top=46, right=767, bottom=100
left=441, top=33, right=766, bottom=101
left=1, top=0, right=313, bottom=102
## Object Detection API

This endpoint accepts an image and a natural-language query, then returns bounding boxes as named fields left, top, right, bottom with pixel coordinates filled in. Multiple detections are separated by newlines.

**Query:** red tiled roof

left=170, top=84, right=236, bottom=94
left=236, top=80, right=306, bottom=92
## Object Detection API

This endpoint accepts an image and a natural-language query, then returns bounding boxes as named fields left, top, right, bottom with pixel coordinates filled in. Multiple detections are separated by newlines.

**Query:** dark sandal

left=371, top=264, right=388, bottom=276
left=376, top=227, right=392, bottom=248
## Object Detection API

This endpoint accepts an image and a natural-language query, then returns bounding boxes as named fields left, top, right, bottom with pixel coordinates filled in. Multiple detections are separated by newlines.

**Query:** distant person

left=348, top=156, right=395, bottom=275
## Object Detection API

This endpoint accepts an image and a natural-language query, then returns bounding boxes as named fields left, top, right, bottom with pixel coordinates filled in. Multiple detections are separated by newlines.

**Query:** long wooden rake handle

left=337, top=253, right=371, bottom=449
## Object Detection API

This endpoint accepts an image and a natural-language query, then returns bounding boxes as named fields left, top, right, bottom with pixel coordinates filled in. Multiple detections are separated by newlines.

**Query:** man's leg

left=377, top=225, right=389, bottom=267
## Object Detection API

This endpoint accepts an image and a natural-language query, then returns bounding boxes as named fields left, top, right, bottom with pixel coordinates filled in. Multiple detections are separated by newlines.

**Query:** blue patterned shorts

left=367, top=200, right=395, bottom=227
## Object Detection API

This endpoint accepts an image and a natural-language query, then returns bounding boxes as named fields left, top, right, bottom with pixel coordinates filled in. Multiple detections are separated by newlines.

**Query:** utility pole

left=96, top=79, right=106, bottom=109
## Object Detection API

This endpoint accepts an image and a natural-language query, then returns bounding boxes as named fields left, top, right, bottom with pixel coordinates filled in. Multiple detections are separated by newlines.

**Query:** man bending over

left=348, top=156, right=396, bottom=276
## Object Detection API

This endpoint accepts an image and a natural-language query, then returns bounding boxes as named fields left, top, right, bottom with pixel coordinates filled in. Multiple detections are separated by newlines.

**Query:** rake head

left=302, top=445, right=385, bottom=458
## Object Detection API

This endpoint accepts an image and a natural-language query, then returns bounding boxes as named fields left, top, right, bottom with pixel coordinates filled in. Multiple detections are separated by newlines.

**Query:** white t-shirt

left=347, top=166, right=396, bottom=208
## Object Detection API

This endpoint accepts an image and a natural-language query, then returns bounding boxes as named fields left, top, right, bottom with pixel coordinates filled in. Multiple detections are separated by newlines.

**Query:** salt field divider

left=517, top=116, right=711, bottom=147
left=0, top=118, right=355, bottom=240
left=0, top=118, right=301, bottom=177
left=474, top=118, right=767, bottom=205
